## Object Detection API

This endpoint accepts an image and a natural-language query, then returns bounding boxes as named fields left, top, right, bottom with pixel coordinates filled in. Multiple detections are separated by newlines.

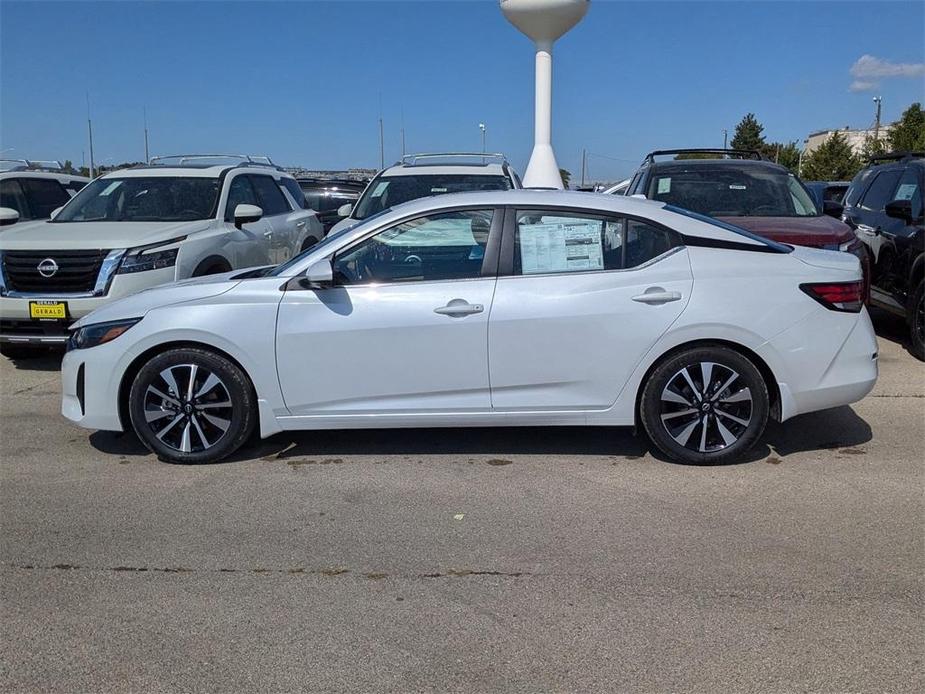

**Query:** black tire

left=128, top=347, right=257, bottom=464
left=0, top=343, right=43, bottom=359
left=640, top=345, right=769, bottom=465
left=909, top=279, right=924, bottom=361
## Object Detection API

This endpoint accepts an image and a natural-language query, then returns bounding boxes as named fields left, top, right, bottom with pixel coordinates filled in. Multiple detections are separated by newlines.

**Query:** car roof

left=645, top=158, right=790, bottom=174
left=0, top=170, right=89, bottom=183
left=379, top=163, right=510, bottom=177
left=100, top=165, right=295, bottom=179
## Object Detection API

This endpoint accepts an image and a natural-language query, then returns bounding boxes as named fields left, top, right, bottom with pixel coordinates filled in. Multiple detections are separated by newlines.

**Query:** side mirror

left=234, top=203, right=263, bottom=229
left=822, top=200, right=844, bottom=219
left=884, top=199, right=914, bottom=223
left=630, top=193, right=647, bottom=200
left=304, top=259, right=333, bottom=289
left=0, top=207, right=20, bottom=227
left=337, top=203, right=353, bottom=218
left=50, top=206, right=64, bottom=220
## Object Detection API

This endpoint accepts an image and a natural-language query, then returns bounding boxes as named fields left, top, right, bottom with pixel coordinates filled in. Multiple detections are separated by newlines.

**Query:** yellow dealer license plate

left=29, top=301, right=68, bottom=320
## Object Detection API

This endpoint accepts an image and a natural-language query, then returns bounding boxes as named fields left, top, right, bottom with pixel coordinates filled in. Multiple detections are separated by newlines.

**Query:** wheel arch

left=632, top=338, right=782, bottom=431
left=192, top=254, right=233, bottom=277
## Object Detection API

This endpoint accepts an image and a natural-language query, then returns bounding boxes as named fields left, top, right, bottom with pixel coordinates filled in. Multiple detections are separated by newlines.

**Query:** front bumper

left=0, top=267, right=175, bottom=346
left=61, top=343, right=125, bottom=432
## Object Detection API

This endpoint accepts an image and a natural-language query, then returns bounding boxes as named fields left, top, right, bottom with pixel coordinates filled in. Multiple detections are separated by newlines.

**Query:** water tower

left=501, top=0, right=589, bottom=189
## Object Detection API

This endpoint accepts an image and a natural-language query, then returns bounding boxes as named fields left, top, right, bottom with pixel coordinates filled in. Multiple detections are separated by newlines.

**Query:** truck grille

left=2, top=250, right=108, bottom=294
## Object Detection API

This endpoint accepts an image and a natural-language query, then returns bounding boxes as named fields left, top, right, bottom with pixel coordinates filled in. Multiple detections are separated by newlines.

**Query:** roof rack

left=643, top=149, right=764, bottom=164
left=400, top=152, right=509, bottom=167
left=148, top=154, right=279, bottom=168
left=868, top=151, right=925, bottom=164
left=0, top=158, right=66, bottom=173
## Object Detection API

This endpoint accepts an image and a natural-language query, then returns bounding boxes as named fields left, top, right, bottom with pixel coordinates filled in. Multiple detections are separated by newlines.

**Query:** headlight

left=118, top=247, right=179, bottom=274
left=67, top=318, right=141, bottom=351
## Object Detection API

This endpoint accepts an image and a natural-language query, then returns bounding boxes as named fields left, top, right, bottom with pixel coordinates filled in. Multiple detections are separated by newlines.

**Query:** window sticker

left=430, top=187, right=448, bottom=193
left=895, top=183, right=918, bottom=201
left=729, top=184, right=747, bottom=190
left=657, top=178, right=671, bottom=194
left=520, top=220, right=603, bottom=274
left=99, top=181, right=122, bottom=196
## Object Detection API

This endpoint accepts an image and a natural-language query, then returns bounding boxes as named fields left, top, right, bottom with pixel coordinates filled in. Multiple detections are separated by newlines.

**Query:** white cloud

left=848, top=54, right=925, bottom=91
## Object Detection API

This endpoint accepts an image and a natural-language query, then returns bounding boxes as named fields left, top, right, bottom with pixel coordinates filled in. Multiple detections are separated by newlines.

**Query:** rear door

left=276, top=207, right=501, bottom=416
left=488, top=208, right=692, bottom=411
left=855, top=168, right=904, bottom=262
left=249, top=174, right=299, bottom=263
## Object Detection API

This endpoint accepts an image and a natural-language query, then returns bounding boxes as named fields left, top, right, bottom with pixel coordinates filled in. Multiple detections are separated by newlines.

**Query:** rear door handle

left=632, top=288, right=682, bottom=305
left=434, top=299, right=484, bottom=317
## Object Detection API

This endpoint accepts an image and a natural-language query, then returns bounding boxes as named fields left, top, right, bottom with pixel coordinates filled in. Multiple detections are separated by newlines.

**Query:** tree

left=559, top=168, right=571, bottom=188
left=888, top=102, right=925, bottom=152
left=763, top=141, right=801, bottom=173
left=861, top=134, right=887, bottom=161
left=800, top=130, right=862, bottom=181
left=730, top=113, right=766, bottom=153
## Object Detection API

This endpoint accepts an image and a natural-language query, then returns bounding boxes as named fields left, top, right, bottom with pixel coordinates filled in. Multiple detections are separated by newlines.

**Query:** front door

left=489, top=209, right=693, bottom=410
left=276, top=208, right=499, bottom=416
left=222, top=173, right=272, bottom=267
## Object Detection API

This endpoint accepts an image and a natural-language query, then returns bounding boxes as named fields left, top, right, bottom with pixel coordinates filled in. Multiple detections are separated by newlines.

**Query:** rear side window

left=21, top=178, right=71, bottom=218
left=891, top=168, right=922, bottom=219
left=280, top=178, right=305, bottom=209
left=513, top=210, right=678, bottom=276
left=860, top=170, right=902, bottom=211
left=0, top=179, right=30, bottom=218
left=250, top=175, right=290, bottom=216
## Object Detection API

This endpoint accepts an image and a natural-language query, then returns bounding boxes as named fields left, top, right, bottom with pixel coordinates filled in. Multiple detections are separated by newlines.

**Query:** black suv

left=842, top=153, right=924, bottom=359
left=297, top=178, right=367, bottom=234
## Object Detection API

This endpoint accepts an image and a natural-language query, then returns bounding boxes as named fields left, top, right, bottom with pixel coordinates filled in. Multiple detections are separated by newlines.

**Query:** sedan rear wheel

left=641, top=346, right=769, bottom=465
left=129, top=348, right=256, bottom=464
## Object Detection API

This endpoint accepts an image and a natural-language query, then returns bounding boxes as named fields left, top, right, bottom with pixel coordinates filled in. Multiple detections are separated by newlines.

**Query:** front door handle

left=434, top=299, right=484, bottom=317
left=632, top=288, right=682, bottom=305
left=857, top=224, right=880, bottom=236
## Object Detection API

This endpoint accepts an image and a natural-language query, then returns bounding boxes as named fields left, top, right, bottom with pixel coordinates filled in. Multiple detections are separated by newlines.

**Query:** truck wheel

left=909, top=279, right=924, bottom=361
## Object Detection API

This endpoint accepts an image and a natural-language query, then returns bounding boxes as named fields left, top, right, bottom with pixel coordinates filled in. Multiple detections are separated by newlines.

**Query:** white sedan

left=60, top=190, right=878, bottom=465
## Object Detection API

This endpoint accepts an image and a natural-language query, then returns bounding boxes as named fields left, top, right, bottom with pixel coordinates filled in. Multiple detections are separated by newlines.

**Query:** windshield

left=54, top=176, right=220, bottom=222
left=352, top=173, right=511, bottom=220
left=647, top=167, right=818, bottom=218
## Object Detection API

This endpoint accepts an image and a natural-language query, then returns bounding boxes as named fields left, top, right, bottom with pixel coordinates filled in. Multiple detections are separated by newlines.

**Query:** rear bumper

left=762, top=307, right=879, bottom=421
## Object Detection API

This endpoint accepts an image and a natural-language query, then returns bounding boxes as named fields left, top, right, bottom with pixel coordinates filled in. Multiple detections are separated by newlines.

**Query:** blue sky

left=2, top=1, right=923, bottom=181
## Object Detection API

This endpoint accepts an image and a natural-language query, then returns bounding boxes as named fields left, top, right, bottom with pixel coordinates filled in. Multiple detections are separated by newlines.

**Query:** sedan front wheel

left=640, top=345, right=769, bottom=465
left=128, top=347, right=257, bottom=464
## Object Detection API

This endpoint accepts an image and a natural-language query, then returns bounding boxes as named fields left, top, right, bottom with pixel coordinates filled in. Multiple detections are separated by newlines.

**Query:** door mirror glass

left=233, top=203, right=263, bottom=229
left=305, top=259, right=334, bottom=288
left=0, top=207, right=20, bottom=226
left=884, top=199, right=913, bottom=223
left=337, top=203, right=353, bottom=218
left=822, top=199, right=844, bottom=219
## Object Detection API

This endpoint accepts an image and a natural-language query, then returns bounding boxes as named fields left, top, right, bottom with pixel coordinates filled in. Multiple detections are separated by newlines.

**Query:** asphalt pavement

left=1, top=310, right=922, bottom=693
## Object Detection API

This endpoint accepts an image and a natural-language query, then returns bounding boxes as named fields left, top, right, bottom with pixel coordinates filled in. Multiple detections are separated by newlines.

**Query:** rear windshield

left=647, top=166, right=818, bottom=218
left=54, top=176, right=220, bottom=223
left=352, top=174, right=512, bottom=220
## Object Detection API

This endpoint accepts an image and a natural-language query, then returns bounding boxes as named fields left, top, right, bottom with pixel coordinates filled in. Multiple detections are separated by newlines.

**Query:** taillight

left=800, top=281, right=864, bottom=313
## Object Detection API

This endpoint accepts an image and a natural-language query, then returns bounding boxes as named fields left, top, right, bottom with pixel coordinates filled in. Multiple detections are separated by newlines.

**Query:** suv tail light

left=800, top=281, right=864, bottom=313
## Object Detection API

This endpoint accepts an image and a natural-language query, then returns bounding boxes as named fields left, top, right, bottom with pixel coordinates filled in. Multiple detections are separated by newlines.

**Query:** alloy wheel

left=659, top=361, right=753, bottom=453
left=142, top=364, right=233, bottom=454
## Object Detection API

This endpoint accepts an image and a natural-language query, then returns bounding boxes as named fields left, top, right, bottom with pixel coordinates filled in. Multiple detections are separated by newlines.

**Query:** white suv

left=0, top=154, right=322, bottom=357
left=0, top=160, right=89, bottom=228
left=329, top=152, right=521, bottom=235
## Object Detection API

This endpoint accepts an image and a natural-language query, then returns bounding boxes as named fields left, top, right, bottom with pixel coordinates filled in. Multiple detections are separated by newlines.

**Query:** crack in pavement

left=5, top=563, right=531, bottom=580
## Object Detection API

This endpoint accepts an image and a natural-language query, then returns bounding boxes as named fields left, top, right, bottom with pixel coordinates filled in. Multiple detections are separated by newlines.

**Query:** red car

left=623, top=150, right=869, bottom=295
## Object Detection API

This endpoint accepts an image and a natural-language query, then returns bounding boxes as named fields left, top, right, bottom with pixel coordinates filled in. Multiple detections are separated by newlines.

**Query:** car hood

left=714, top=215, right=853, bottom=247
left=0, top=219, right=210, bottom=251
left=69, top=267, right=260, bottom=329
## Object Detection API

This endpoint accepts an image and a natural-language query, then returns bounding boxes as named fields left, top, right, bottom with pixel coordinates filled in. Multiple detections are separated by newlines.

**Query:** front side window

left=22, top=178, right=71, bottom=218
left=250, top=175, right=290, bottom=216
left=860, top=170, right=902, bottom=212
left=513, top=211, right=678, bottom=276
left=352, top=174, right=512, bottom=220
left=224, top=175, right=258, bottom=222
left=332, top=209, right=494, bottom=285
left=0, top=179, right=30, bottom=218
left=55, top=177, right=220, bottom=223
left=646, top=166, right=818, bottom=217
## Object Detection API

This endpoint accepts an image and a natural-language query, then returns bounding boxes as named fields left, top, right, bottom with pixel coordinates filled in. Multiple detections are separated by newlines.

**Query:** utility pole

left=873, top=96, right=882, bottom=143
left=400, top=106, right=406, bottom=158
left=86, top=92, right=95, bottom=179
left=723, top=129, right=728, bottom=150
left=479, top=123, right=486, bottom=153
left=377, top=92, right=385, bottom=170
left=580, top=148, right=587, bottom=187
left=143, top=107, right=150, bottom=163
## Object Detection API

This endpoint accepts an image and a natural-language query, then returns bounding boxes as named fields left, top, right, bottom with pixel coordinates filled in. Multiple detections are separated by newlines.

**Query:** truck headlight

left=118, top=247, right=179, bottom=274
left=68, top=318, right=141, bottom=351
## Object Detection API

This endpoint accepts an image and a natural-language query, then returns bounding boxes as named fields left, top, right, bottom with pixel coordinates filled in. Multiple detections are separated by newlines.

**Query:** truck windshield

left=647, top=167, right=819, bottom=218
left=54, top=177, right=220, bottom=222
left=353, top=174, right=511, bottom=220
